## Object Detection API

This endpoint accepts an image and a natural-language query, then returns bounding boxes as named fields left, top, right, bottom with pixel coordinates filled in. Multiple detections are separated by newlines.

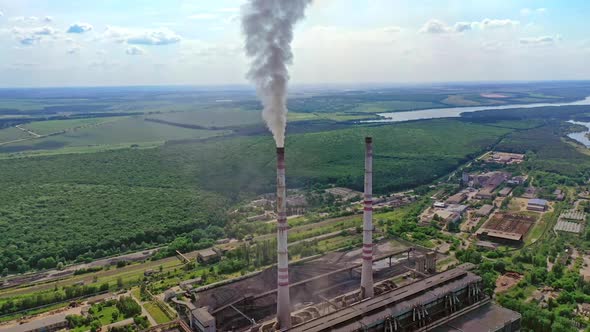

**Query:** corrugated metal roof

left=528, top=198, right=548, bottom=206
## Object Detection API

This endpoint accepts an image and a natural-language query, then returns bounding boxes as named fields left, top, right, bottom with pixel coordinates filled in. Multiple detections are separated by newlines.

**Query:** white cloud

left=89, top=59, right=120, bottom=69
left=419, top=19, right=452, bottom=34
left=104, top=26, right=181, bottom=45
left=476, top=18, right=520, bottom=29
left=302, top=25, right=401, bottom=44
left=217, top=7, right=239, bottom=13
left=520, top=35, right=558, bottom=46
left=67, top=46, right=81, bottom=54
left=223, top=15, right=239, bottom=25
left=10, top=16, right=52, bottom=24
left=521, top=7, right=547, bottom=16
left=67, top=23, right=93, bottom=34
left=454, top=22, right=472, bottom=33
left=188, top=13, right=218, bottom=20
left=126, top=46, right=145, bottom=55
left=421, top=18, right=519, bottom=34
left=11, top=26, right=58, bottom=45
left=0, top=10, right=4, bottom=17
left=481, top=41, right=503, bottom=52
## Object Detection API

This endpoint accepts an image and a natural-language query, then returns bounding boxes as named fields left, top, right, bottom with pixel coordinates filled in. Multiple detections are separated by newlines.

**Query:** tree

left=90, top=320, right=102, bottom=332
left=493, top=261, right=506, bottom=274
left=117, top=277, right=124, bottom=289
left=116, top=296, right=142, bottom=317
left=111, top=309, right=120, bottom=322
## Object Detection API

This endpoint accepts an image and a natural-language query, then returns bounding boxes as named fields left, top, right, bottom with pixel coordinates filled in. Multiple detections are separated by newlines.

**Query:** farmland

left=0, top=116, right=232, bottom=154
left=22, top=117, right=124, bottom=136
left=0, top=127, right=31, bottom=143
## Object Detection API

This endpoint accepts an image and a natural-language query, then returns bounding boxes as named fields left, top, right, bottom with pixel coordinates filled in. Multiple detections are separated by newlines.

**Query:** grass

left=22, top=117, right=125, bottom=136
left=0, top=116, right=231, bottom=154
left=147, top=108, right=262, bottom=128
left=95, top=304, right=121, bottom=325
left=0, top=127, right=32, bottom=143
left=143, top=302, right=173, bottom=324
left=0, top=142, right=161, bottom=159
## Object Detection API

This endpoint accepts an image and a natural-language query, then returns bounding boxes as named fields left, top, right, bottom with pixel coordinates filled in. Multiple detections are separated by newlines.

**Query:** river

left=567, top=120, right=590, bottom=147
left=368, top=96, right=590, bottom=123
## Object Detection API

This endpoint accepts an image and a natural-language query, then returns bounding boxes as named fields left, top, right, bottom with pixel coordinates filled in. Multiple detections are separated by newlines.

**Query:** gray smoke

left=242, top=0, right=312, bottom=148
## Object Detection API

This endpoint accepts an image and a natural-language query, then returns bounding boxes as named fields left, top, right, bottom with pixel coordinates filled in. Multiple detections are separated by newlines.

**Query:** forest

left=0, top=118, right=512, bottom=274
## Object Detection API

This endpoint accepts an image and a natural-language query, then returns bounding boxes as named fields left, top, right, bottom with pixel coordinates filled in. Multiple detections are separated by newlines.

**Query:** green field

left=22, top=117, right=124, bottom=136
left=0, top=127, right=31, bottom=143
left=0, top=116, right=232, bottom=154
left=146, top=108, right=263, bottom=128
left=143, top=302, right=173, bottom=324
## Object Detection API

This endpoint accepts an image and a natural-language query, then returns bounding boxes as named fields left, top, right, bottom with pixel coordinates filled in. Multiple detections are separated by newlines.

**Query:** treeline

left=0, top=283, right=109, bottom=316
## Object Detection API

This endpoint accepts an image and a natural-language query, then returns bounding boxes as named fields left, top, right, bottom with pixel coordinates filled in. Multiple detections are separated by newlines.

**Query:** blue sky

left=0, top=0, right=589, bottom=87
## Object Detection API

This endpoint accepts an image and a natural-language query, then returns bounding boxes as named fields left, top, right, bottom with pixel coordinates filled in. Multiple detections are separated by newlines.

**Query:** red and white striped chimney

left=276, top=147, right=291, bottom=329
left=360, top=137, right=374, bottom=299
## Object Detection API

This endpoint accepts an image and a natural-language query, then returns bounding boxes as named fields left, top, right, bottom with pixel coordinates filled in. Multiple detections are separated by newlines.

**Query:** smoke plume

left=242, top=0, right=312, bottom=148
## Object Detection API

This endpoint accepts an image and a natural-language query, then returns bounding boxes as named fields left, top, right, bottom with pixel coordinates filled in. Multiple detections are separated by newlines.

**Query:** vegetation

left=0, top=283, right=109, bottom=316
left=66, top=297, right=144, bottom=332
left=143, top=302, right=173, bottom=324
left=0, top=184, right=226, bottom=274
left=0, top=118, right=512, bottom=273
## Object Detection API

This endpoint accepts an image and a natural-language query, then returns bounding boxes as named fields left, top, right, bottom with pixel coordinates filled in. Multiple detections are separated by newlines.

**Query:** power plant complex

left=171, top=138, right=521, bottom=332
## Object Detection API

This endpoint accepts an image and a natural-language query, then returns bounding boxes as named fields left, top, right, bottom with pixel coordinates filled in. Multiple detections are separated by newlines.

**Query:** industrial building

left=165, top=138, right=522, bottom=332
left=475, top=213, right=536, bottom=244
left=475, top=204, right=494, bottom=217
left=445, top=192, right=467, bottom=205
left=527, top=198, right=548, bottom=212
left=554, top=220, right=583, bottom=234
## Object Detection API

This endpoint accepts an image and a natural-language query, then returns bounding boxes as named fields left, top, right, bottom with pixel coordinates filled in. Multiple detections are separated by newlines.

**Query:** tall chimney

left=360, top=137, right=374, bottom=299
left=276, top=147, right=291, bottom=329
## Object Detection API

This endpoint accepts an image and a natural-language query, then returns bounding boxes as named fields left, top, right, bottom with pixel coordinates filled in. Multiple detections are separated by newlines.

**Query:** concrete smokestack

left=360, top=137, right=374, bottom=299
left=276, top=147, right=291, bottom=329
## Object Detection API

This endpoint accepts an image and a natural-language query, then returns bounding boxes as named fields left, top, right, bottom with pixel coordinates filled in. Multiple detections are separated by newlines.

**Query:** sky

left=0, top=0, right=589, bottom=87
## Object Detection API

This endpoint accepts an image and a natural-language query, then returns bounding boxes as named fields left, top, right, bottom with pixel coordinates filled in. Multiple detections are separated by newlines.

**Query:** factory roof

left=528, top=198, right=548, bottom=206
left=561, top=209, right=586, bottom=221
left=554, top=221, right=583, bottom=234
left=0, top=312, right=68, bottom=332
left=191, top=308, right=215, bottom=327
left=476, top=204, right=494, bottom=216
left=446, top=192, right=467, bottom=204
left=432, top=302, right=521, bottom=332
left=476, top=229, right=523, bottom=241
left=290, top=266, right=481, bottom=332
